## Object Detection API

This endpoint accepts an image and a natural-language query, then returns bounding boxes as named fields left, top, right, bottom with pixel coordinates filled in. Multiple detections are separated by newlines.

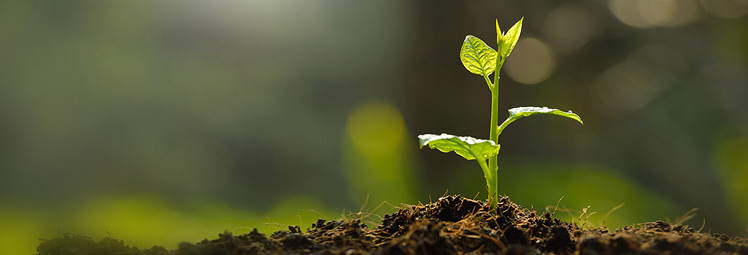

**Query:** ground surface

left=37, top=195, right=748, bottom=255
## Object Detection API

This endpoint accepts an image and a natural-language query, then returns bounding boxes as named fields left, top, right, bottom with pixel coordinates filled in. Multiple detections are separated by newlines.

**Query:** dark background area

left=0, top=0, right=746, bottom=253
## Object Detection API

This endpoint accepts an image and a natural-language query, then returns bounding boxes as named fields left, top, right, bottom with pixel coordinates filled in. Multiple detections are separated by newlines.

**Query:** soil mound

left=36, top=195, right=748, bottom=255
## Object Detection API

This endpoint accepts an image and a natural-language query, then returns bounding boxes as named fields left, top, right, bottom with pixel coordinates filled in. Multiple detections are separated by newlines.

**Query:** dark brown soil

left=36, top=195, right=748, bottom=255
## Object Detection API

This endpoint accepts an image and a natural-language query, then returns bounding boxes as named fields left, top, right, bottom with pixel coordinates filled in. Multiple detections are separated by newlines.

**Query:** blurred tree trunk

left=403, top=1, right=476, bottom=194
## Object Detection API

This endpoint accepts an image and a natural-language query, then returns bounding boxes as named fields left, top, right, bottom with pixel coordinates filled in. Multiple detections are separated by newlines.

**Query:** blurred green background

left=1, top=0, right=747, bottom=253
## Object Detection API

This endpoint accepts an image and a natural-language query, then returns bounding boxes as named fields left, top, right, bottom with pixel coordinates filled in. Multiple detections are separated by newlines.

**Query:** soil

left=36, top=195, right=748, bottom=255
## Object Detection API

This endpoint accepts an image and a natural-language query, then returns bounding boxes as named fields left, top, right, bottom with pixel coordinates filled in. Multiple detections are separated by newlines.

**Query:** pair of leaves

left=460, top=18, right=523, bottom=77
left=496, top=18, right=523, bottom=59
left=419, top=107, right=582, bottom=162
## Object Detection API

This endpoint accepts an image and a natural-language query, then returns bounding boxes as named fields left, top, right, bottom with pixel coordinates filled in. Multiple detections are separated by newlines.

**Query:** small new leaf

left=499, top=17, right=523, bottom=58
left=418, top=133, right=500, bottom=161
left=495, top=19, right=501, bottom=46
left=460, top=36, right=498, bottom=77
left=497, top=106, right=583, bottom=135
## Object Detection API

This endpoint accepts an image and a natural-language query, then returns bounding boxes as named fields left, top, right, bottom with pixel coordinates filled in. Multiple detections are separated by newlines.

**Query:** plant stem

left=488, top=84, right=499, bottom=208
left=487, top=57, right=506, bottom=209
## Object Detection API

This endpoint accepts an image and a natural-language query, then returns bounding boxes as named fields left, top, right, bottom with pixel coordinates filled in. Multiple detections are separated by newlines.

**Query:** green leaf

left=499, top=17, right=523, bottom=58
left=495, top=19, right=501, bottom=46
left=498, top=106, right=583, bottom=135
left=460, top=35, right=498, bottom=77
left=418, top=133, right=500, bottom=161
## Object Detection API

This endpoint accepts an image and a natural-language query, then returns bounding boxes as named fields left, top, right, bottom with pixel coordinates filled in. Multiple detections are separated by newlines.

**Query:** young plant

left=418, top=18, right=583, bottom=209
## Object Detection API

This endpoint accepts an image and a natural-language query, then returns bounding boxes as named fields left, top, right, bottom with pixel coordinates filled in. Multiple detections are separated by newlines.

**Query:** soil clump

left=36, top=195, right=748, bottom=254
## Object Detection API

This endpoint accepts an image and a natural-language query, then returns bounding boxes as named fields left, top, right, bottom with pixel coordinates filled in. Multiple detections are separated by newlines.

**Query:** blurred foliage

left=10, top=194, right=337, bottom=254
left=0, top=0, right=747, bottom=254
left=343, top=100, right=419, bottom=207
left=0, top=208, right=42, bottom=254
left=714, top=137, right=748, bottom=227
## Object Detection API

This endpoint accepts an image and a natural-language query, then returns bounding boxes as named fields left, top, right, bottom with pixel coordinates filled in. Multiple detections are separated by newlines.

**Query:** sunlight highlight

left=609, top=0, right=701, bottom=28
left=504, top=38, right=555, bottom=85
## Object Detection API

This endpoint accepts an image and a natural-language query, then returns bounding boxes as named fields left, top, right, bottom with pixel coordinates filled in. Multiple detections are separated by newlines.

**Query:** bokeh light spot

left=543, top=4, right=596, bottom=53
left=699, top=0, right=748, bottom=18
left=639, top=0, right=679, bottom=26
left=609, top=0, right=701, bottom=28
left=610, top=0, right=655, bottom=28
left=346, top=101, right=406, bottom=157
left=343, top=100, right=415, bottom=206
left=504, top=38, right=556, bottom=85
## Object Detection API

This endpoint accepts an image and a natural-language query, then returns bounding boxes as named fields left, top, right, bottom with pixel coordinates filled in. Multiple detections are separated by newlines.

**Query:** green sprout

left=418, top=18, right=583, bottom=209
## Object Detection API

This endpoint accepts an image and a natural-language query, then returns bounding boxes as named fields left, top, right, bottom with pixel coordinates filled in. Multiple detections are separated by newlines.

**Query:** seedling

left=418, top=18, right=583, bottom=209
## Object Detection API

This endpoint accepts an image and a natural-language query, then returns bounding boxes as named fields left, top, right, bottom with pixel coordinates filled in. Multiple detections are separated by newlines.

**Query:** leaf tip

left=495, top=19, right=502, bottom=46
left=417, top=134, right=429, bottom=148
left=567, top=110, right=584, bottom=125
